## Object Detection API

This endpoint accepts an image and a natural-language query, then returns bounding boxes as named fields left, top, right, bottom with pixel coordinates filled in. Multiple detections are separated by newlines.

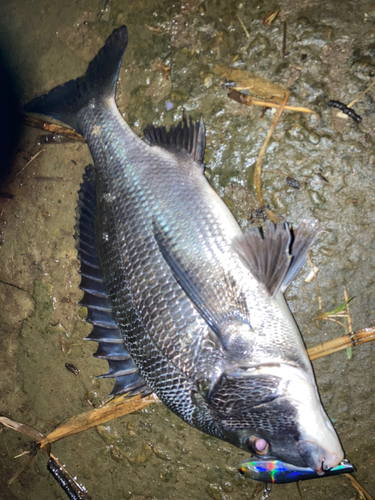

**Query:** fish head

left=209, top=362, right=344, bottom=475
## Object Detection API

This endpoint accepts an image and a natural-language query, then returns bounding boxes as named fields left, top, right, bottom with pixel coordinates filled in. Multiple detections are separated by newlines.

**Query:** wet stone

left=153, top=444, right=172, bottom=460
left=124, top=443, right=153, bottom=463
left=96, top=425, right=119, bottom=445
left=222, top=481, right=233, bottom=492
left=207, top=483, right=227, bottom=500
left=110, top=444, right=123, bottom=462
left=286, top=176, right=300, bottom=189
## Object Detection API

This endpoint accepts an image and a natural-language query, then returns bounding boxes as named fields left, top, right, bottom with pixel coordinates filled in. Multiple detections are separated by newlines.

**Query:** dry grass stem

left=145, top=24, right=163, bottom=34
left=306, top=253, right=322, bottom=310
left=7, top=454, right=36, bottom=486
left=236, top=13, right=250, bottom=38
left=15, top=149, right=44, bottom=177
left=228, top=89, right=317, bottom=115
left=321, top=317, right=346, bottom=328
left=24, top=115, right=85, bottom=142
left=253, top=91, right=290, bottom=223
left=263, top=10, right=279, bottom=26
left=345, top=473, right=374, bottom=500
left=308, top=326, right=375, bottom=360
left=347, top=80, right=375, bottom=108
left=344, top=286, right=352, bottom=331
left=0, top=417, right=44, bottom=441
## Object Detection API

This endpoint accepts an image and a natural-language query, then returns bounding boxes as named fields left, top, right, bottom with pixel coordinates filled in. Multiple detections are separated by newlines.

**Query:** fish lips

left=297, top=438, right=344, bottom=475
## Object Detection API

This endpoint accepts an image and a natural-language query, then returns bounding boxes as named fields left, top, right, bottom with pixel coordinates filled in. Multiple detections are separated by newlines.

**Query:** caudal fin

left=24, top=25, right=128, bottom=133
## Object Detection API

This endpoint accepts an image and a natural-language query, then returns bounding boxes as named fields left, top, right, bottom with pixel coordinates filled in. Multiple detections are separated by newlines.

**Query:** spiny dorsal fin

left=144, top=115, right=205, bottom=163
left=233, top=220, right=319, bottom=296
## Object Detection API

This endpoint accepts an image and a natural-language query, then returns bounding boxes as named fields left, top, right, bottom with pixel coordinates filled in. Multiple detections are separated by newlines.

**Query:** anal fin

left=75, top=165, right=151, bottom=398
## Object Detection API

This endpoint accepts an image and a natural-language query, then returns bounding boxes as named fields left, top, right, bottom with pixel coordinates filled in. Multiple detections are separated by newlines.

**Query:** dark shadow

left=0, top=48, right=22, bottom=180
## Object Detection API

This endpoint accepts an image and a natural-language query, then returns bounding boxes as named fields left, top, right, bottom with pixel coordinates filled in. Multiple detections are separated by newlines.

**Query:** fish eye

left=245, top=435, right=270, bottom=456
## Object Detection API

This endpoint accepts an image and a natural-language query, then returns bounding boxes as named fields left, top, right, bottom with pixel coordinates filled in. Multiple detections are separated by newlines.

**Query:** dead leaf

left=214, top=64, right=287, bottom=101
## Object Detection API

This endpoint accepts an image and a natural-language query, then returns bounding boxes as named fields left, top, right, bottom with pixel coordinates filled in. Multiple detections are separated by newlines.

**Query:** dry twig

left=228, top=89, right=317, bottom=115
left=24, top=115, right=84, bottom=142
left=253, top=91, right=290, bottom=223
left=308, top=326, right=375, bottom=360
left=345, top=473, right=374, bottom=500
left=15, top=149, right=44, bottom=177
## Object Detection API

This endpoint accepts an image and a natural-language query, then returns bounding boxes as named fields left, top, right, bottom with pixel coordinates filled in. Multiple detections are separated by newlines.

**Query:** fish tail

left=24, top=26, right=128, bottom=133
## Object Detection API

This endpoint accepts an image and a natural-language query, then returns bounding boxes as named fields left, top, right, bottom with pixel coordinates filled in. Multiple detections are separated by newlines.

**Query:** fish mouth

left=298, top=440, right=345, bottom=474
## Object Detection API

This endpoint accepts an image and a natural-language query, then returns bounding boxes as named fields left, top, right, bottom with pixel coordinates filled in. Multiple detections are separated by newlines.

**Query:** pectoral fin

left=153, top=220, right=222, bottom=339
left=153, top=220, right=253, bottom=354
left=233, top=221, right=318, bottom=296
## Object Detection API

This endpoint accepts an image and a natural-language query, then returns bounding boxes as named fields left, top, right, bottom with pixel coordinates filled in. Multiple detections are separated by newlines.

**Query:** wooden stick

left=38, top=394, right=157, bottom=449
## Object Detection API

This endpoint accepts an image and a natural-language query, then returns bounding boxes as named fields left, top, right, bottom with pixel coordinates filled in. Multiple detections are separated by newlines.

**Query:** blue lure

left=238, top=458, right=355, bottom=484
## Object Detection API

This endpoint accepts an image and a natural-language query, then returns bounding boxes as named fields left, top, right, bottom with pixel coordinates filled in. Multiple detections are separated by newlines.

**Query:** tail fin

left=24, top=26, right=128, bottom=133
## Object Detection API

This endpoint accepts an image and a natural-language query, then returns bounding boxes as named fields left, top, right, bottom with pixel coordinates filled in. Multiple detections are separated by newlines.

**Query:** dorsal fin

left=232, top=221, right=319, bottom=296
left=75, top=165, right=151, bottom=398
left=144, top=115, right=205, bottom=163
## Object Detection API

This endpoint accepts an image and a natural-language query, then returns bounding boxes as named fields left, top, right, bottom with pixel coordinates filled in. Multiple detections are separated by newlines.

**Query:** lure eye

left=245, top=435, right=270, bottom=456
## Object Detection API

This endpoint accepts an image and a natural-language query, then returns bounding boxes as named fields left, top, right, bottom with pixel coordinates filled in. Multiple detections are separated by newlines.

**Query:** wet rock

left=96, top=425, right=118, bottom=445
left=246, top=34, right=271, bottom=63
left=351, top=55, right=375, bottom=78
left=124, top=442, right=153, bottom=463
left=222, top=481, right=233, bottom=492
left=110, top=444, right=123, bottom=462
left=207, top=483, right=227, bottom=500
left=153, top=444, right=171, bottom=460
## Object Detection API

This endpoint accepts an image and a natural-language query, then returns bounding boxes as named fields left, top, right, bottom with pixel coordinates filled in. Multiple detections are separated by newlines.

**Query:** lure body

left=238, top=458, right=355, bottom=484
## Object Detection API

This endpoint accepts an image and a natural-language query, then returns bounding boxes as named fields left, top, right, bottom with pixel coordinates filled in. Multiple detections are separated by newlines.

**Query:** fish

left=24, top=25, right=352, bottom=482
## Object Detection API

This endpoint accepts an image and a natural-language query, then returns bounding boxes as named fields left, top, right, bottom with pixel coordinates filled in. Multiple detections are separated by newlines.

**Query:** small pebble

left=286, top=176, right=300, bottom=189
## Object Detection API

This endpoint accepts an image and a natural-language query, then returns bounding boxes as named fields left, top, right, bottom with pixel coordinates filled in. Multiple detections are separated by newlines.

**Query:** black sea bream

left=25, top=26, right=349, bottom=480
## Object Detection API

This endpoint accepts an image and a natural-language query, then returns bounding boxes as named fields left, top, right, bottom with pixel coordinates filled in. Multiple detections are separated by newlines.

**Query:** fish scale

left=81, top=108, right=236, bottom=390
left=24, top=25, right=353, bottom=482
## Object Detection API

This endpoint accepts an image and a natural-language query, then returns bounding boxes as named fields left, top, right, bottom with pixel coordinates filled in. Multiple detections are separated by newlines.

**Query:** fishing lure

left=47, top=458, right=89, bottom=500
left=328, top=100, right=362, bottom=123
left=238, top=458, right=355, bottom=484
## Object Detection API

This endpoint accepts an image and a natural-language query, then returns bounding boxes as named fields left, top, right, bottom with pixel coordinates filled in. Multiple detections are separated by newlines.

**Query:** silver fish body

left=25, top=26, right=346, bottom=478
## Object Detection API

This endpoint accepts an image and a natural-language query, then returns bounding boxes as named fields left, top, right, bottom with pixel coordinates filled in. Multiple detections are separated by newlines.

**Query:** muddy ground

left=0, top=0, right=374, bottom=499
